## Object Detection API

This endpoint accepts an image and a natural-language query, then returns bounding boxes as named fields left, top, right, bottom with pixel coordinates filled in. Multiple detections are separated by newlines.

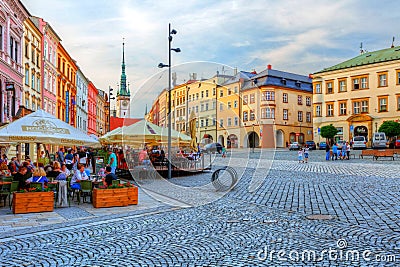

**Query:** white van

left=352, top=136, right=367, bottom=150
left=372, top=132, right=387, bottom=149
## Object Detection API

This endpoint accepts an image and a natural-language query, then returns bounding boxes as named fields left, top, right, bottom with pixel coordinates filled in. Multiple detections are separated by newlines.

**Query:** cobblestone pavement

left=0, top=149, right=399, bottom=266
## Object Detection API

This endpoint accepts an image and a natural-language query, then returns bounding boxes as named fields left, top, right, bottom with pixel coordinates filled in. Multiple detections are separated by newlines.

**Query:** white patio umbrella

left=0, top=109, right=100, bottom=147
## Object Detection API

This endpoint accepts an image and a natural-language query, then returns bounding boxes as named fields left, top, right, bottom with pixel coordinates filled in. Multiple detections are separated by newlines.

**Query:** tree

left=378, top=121, right=400, bottom=139
left=320, top=124, right=338, bottom=145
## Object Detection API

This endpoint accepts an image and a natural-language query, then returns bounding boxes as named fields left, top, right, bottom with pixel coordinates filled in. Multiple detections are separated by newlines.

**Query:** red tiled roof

left=110, top=117, right=142, bottom=131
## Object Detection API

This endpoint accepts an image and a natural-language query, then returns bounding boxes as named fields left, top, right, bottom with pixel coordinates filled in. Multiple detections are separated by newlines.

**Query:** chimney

left=308, top=74, right=313, bottom=79
left=234, top=67, right=238, bottom=75
left=172, top=72, right=177, bottom=87
left=267, top=64, right=272, bottom=70
left=193, top=73, right=197, bottom=80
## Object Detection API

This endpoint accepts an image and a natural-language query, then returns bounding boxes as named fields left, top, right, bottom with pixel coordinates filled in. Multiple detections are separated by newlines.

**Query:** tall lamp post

left=252, top=123, right=255, bottom=153
left=158, top=23, right=181, bottom=179
left=108, top=86, right=115, bottom=132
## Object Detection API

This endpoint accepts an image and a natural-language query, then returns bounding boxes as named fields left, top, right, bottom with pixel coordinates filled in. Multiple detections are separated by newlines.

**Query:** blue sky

left=23, top=0, right=400, bottom=117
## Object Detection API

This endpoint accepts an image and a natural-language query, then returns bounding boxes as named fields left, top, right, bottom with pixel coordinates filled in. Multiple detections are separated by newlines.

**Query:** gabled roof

left=315, top=46, right=400, bottom=74
left=242, top=69, right=312, bottom=92
left=222, top=71, right=257, bottom=86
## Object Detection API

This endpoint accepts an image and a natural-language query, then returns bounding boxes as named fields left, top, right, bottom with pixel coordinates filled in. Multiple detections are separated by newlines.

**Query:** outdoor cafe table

left=0, top=181, right=11, bottom=186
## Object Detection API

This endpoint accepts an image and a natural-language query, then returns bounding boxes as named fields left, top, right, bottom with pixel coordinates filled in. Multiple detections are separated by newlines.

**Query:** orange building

left=56, top=43, right=77, bottom=126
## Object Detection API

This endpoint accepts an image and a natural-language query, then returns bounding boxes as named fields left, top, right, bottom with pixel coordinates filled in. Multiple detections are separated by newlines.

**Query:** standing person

left=341, top=142, right=347, bottom=160
left=298, top=149, right=304, bottom=163
left=107, top=149, right=118, bottom=174
left=78, top=148, right=87, bottom=167
left=221, top=146, right=227, bottom=158
left=57, top=148, right=65, bottom=164
left=346, top=142, right=351, bottom=160
left=332, top=143, right=338, bottom=161
left=325, top=143, right=331, bottom=161
left=65, top=149, right=74, bottom=170
left=303, top=146, right=309, bottom=163
left=72, top=149, right=79, bottom=171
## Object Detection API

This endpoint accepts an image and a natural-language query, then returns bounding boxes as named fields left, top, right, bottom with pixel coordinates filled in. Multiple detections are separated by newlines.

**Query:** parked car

left=351, top=136, right=367, bottom=150
left=395, top=139, right=400, bottom=149
left=372, top=132, right=387, bottom=149
left=318, top=141, right=327, bottom=150
left=305, top=141, right=316, bottom=150
left=201, top=143, right=223, bottom=154
left=289, top=142, right=301, bottom=150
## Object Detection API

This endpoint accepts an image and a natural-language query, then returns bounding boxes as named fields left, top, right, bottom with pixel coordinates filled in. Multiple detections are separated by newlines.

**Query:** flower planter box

left=92, top=187, right=138, bottom=208
left=12, top=192, right=54, bottom=214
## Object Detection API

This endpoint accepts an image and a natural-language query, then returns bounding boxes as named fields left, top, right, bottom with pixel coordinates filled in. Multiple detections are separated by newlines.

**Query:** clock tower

left=116, top=41, right=131, bottom=118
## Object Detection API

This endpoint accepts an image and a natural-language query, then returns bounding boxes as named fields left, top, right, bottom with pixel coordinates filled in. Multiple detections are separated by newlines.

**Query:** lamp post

left=158, top=23, right=181, bottom=179
left=186, top=85, right=190, bottom=134
left=252, top=123, right=255, bottom=153
left=108, top=86, right=115, bottom=132
left=375, top=122, right=378, bottom=132
left=299, top=122, right=302, bottom=144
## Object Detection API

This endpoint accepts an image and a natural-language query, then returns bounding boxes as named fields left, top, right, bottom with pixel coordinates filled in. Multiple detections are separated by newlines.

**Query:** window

left=227, top=118, right=232, bottom=126
left=379, top=97, right=388, bottom=112
left=250, top=94, right=255, bottom=104
left=188, top=95, right=191, bottom=102
left=361, top=100, right=368, bottom=113
left=243, top=111, right=248, bottom=121
left=326, top=81, right=333, bottom=94
left=0, top=25, right=3, bottom=51
left=219, top=119, right=223, bottom=127
left=219, top=103, right=223, bottom=111
left=220, top=90, right=223, bottom=97
left=339, top=79, right=347, bottom=92
left=227, top=102, right=232, bottom=109
left=201, top=91, right=204, bottom=98
left=326, top=103, right=333, bottom=116
left=200, top=120, right=204, bottom=127
left=212, top=100, right=216, bottom=110
left=297, top=95, right=303, bottom=105
left=306, top=112, right=311, bottom=122
left=31, top=73, right=35, bottom=89
left=25, top=97, right=29, bottom=108
left=37, top=77, right=40, bottom=92
left=261, top=107, right=275, bottom=119
left=314, top=83, right=322, bottom=94
left=398, top=96, right=400, bottom=110
left=234, top=117, right=238, bottom=126
left=31, top=49, right=35, bottom=64
left=262, top=91, right=275, bottom=101
left=283, top=109, right=288, bottom=120
left=353, top=102, right=360, bottom=114
left=243, top=95, right=248, bottom=104
left=361, top=77, right=368, bottom=89
left=195, top=106, right=199, bottom=113
left=228, top=89, right=232, bottom=95
left=44, top=41, right=47, bottom=60
left=213, top=88, right=216, bottom=96
left=250, top=110, right=255, bottom=120
left=283, top=93, right=288, bottom=103
left=298, top=111, right=303, bottom=122
left=397, top=71, right=400, bottom=85
left=196, top=93, right=199, bottom=100
left=200, top=104, right=204, bottom=112
left=233, top=100, right=238, bottom=108
left=306, top=97, right=311, bottom=106
left=378, top=73, right=387, bottom=87
left=234, top=86, right=238, bottom=94
left=25, top=43, right=29, bottom=58
left=315, top=105, right=322, bottom=117
left=339, top=102, right=347, bottom=115
left=352, top=78, right=360, bottom=90
left=25, top=69, right=29, bottom=85
left=206, top=90, right=209, bottom=97
left=205, top=103, right=209, bottom=111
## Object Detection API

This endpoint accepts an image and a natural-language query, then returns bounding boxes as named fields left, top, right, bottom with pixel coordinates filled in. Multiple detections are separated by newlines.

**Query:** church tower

left=116, top=40, right=131, bottom=118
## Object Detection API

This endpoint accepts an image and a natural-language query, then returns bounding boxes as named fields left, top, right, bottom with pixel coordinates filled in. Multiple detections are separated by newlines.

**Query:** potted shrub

left=12, top=188, right=54, bottom=214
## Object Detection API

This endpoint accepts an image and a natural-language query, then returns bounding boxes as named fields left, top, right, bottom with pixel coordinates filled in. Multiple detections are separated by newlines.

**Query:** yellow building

left=313, top=45, right=400, bottom=145
left=22, top=17, right=42, bottom=112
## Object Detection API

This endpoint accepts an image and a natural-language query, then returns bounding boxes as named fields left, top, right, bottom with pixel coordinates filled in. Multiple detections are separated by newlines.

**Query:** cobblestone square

left=0, top=149, right=399, bottom=266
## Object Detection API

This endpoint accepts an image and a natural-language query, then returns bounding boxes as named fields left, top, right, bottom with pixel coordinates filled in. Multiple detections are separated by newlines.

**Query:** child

left=298, top=149, right=304, bottom=163
left=303, top=147, right=309, bottom=163
left=221, top=147, right=227, bottom=158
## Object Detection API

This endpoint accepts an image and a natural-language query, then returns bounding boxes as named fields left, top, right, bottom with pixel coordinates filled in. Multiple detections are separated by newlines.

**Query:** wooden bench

left=359, top=150, right=376, bottom=159
left=374, top=150, right=394, bottom=161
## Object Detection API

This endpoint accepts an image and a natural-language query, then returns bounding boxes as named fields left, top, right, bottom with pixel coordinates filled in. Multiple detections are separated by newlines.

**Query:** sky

left=23, top=0, right=400, bottom=117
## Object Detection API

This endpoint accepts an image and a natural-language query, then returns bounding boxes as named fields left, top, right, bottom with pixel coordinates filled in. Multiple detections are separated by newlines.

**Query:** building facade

left=0, top=0, right=28, bottom=123
left=96, top=89, right=107, bottom=136
left=87, top=81, right=98, bottom=135
left=313, top=46, right=400, bottom=146
left=57, top=42, right=77, bottom=126
left=76, top=68, right=88, bottom=133
left=22, top=16, right=42, bottom=113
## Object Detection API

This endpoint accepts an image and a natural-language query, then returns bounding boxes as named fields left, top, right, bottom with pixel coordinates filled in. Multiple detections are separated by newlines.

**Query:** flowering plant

left=18, top=187, right=51, bottom=193
left=98, top=181, right=136, bottom=189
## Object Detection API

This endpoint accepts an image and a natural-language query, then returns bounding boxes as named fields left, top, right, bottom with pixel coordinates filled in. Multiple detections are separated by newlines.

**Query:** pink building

left=0, top=0, right=29, bottom=123
left=30, top=16, right=60, bottom=115
left=87, top=81, right=98, bottom=135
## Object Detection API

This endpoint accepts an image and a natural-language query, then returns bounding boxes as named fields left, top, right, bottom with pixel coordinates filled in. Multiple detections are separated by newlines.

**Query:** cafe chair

left=0, top=182, right=12, bottom=207
left=80, top=180, right=93, bottom=203
left=8, top=181, right=19, bottom=209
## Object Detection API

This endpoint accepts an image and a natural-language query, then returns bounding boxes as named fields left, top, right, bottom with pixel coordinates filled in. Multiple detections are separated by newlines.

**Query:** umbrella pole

left=36, top=143, right=40, bottom=168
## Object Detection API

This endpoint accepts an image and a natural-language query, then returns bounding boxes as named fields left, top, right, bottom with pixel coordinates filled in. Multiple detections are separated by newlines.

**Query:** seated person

left=8, top=161, right=18, bottom=176
left=47, top=162, right=62, bottom=178
left=27, top=168, right=49, bottom=189
left=97, top=168, right=106, bottom=178
left=70, top=164, right=89, bottom=190
left=13, top=166, right=28, bottom=191
left=22, top=161, right=33, bottom=177
left=61, top=164, right=71, bottom=177
left=187, top=151, right=195, bottom=160
left=102, top=166, right=118, bottom=187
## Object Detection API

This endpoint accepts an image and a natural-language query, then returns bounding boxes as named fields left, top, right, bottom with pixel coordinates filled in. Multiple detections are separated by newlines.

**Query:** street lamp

left=186, top=85, right=190, bottom=134
left=299, top=122, right=302, bottom=144
left=108, top=86, right=115, bottom=132
left=252, top=123, right=255, bottom=153
left=158, top=23, right=181, bottom=179
left=375, top=122, right=378, bottom=132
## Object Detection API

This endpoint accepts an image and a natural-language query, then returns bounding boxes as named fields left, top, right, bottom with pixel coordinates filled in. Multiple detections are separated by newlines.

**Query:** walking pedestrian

left=346, top=142, right=351, bottom=160
left=325, top=143, right=331, bottom=161
left=341, top=142, right=347, bottom=160
left=298, top=149, right=304, bottom=163
left=332, top=143, right=338, bottom=160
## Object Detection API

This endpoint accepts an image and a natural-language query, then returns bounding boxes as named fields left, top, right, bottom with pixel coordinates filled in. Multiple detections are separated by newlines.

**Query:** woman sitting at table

left=47, top=162, right=62, bottom=178
left=27, top=168, right=49, bottom=188
left=70, top=164, right=89, bottom=190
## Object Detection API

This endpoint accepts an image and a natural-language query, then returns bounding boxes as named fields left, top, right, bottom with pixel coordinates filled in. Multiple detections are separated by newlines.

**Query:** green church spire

left=118, top=40, right=130, bottom=96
